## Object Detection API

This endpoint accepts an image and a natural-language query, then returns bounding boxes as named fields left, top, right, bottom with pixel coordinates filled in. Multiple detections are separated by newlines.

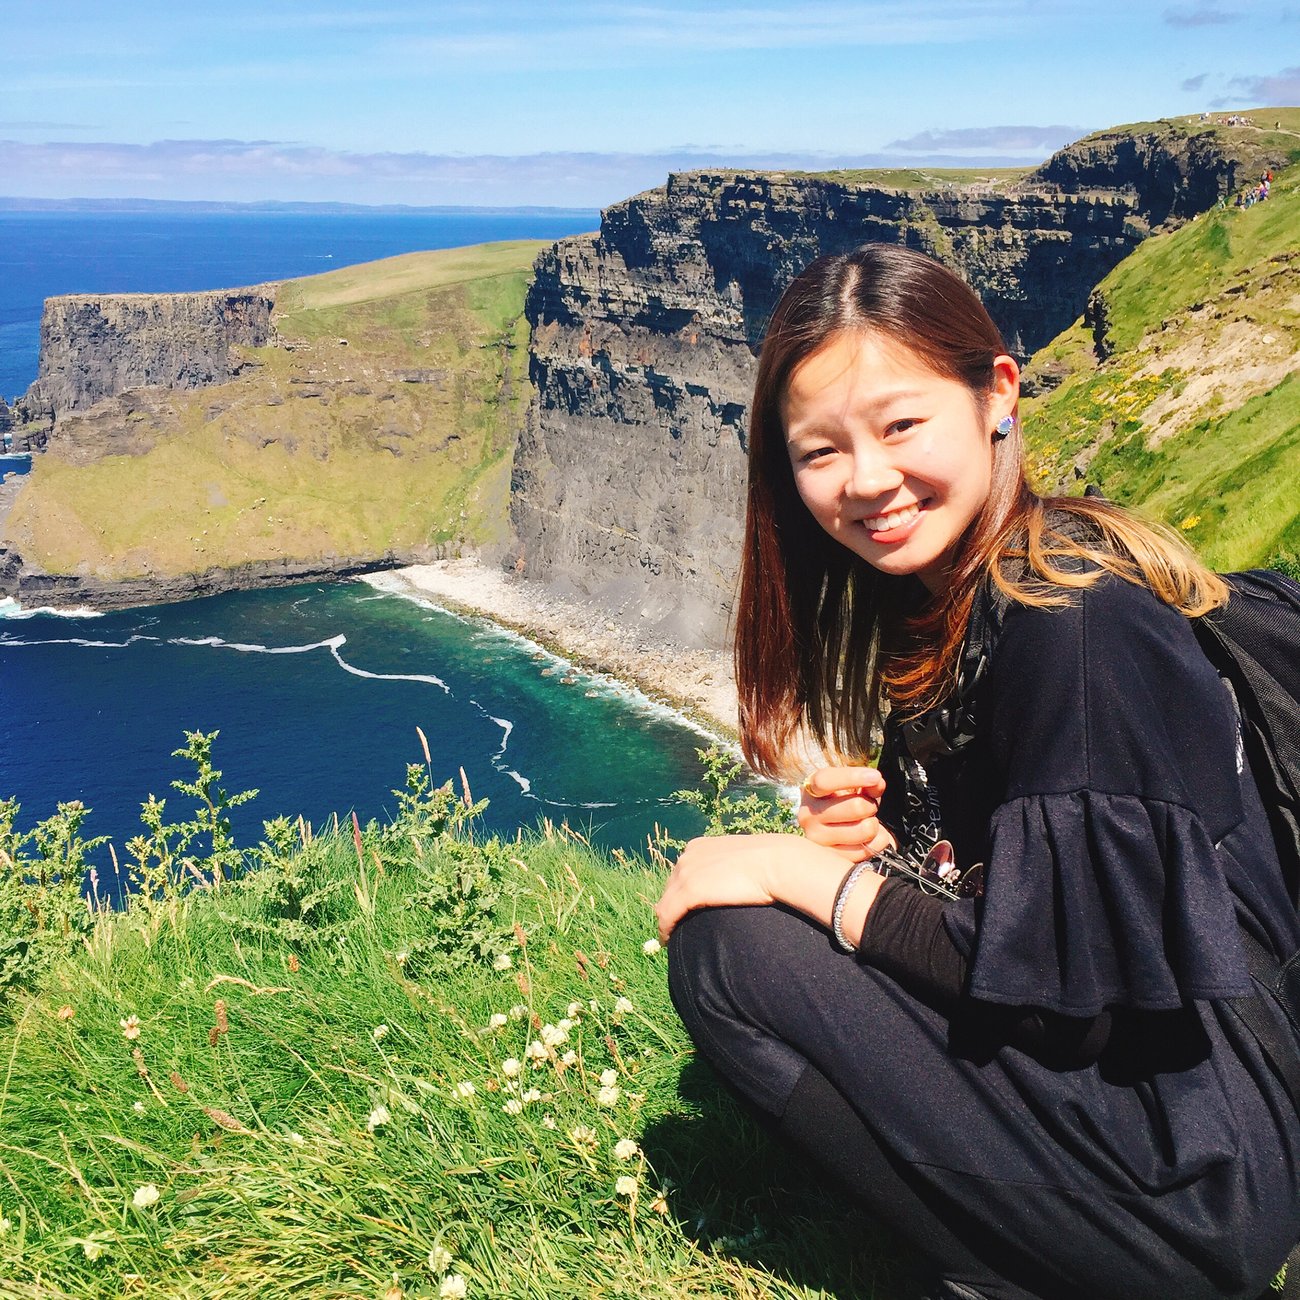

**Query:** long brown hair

left=735, top=244, right=1228, bottom=778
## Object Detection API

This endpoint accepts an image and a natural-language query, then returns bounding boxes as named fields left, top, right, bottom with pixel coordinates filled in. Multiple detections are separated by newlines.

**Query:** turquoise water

left=0, top=580, right=714, bottom=865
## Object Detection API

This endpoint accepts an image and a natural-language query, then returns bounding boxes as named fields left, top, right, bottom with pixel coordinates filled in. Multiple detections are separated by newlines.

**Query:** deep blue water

left=0, top=208, right=735, bottom=870
left=0, top=210, right=598, bottom=401
left=0, top=581, right=712, bottom=869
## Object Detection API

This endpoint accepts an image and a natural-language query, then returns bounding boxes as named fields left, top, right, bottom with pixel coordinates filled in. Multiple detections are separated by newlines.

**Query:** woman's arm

left=654, top=832, right=887, bottom=946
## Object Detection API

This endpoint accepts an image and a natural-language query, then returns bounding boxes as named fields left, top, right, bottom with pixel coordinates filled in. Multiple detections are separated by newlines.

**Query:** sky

left=2, top=0, right=1297, bottom=208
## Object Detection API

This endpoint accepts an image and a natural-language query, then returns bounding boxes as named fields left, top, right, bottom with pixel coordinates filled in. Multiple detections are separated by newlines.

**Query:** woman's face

left=782, top=329, right=1018, bottom=594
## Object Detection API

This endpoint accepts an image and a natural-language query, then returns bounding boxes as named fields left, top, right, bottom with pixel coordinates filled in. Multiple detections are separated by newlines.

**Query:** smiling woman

left=655, top=244, right=1300, bottom=1300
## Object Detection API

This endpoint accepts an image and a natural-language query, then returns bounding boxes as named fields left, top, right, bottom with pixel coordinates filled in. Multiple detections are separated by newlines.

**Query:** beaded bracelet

left=831, top=858, right=877, bottom=954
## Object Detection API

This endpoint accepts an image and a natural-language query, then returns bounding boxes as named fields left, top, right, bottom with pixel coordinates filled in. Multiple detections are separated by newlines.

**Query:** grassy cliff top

left=3, top=241, right=547, bottom=581
left=1022, top=146, right=1300, bottom=570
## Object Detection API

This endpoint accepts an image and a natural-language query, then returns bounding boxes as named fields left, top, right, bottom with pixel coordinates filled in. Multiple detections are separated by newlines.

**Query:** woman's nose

left=846, top=447, right=904, bottom=499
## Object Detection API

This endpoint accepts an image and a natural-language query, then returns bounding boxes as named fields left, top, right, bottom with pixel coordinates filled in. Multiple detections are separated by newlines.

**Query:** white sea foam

left=0, top=599, right=106, bottom=620
left=504, top=769, right=532, bottom=794
left=168, top=630, right=451, bottom=693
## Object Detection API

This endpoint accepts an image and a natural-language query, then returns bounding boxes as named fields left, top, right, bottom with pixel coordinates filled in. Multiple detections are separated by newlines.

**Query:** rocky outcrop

left=18, top=288, right=275, bottom=423
left=1029, top=121, right=1293, bottom=226
left=513, top=123, right=1292, bottom=648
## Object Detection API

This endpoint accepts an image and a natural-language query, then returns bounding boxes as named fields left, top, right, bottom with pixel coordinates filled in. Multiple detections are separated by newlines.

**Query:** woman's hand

left=654, top=832, right=877, bottom=944
left=797, top=765, right=896, bottom=862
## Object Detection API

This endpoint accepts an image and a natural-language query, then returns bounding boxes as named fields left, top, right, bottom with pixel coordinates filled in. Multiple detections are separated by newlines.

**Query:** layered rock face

left=515, top=173, right=1143, bottom=646
left=513, top=124, right=1292, bottom=649
left=19, top=289, right=275, bottom=422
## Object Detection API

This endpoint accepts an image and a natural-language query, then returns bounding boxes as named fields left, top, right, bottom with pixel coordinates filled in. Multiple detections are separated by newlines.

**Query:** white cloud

left=883, top=124, right=1083, bottom=155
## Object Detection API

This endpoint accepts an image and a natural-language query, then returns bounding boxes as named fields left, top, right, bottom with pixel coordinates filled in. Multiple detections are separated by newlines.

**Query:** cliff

left=0, top=243, right=545, bottom=604
left=17, top=289, right=275, bottom=425
left=513, top=117, right=1300, bottom=647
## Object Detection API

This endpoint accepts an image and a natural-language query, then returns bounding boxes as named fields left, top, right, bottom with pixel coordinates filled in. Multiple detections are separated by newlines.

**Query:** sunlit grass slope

left=0, top=743, right=907, bottom=1300
left=3, top=242, right=547, bottom=580
left=1021, top=146, right=1300, bottom=570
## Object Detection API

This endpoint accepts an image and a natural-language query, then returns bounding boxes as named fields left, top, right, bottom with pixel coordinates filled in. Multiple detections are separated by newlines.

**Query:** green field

left=3, top=242, right=546, bottom=580
left=0, top=742, right=906, bottom=1300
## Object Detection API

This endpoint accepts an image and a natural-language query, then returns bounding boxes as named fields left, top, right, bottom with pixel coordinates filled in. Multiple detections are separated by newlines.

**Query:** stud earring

left=992, top=415, right=1015, bottom=442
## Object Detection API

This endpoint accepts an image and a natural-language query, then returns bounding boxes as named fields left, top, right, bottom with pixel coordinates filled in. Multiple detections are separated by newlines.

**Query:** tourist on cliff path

left=655, top=244, right=1300, bottom=1300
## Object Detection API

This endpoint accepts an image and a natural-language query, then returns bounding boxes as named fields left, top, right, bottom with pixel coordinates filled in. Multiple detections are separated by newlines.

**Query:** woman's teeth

left=863, top=503, right=921, bottom=532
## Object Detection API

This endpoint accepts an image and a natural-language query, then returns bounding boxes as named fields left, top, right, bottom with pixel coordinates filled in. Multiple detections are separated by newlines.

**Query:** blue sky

left=2, top=1, right=1297, bottom=207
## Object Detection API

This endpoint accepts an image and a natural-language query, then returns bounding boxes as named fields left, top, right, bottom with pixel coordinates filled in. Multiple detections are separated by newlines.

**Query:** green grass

left=3, top=242, right=546, bottom=580
left=1093, top=163, right=1300, bottom=354
left=1021, top=137, right=1300, bottom=569
left=0, top=744, right=910, bottom=1300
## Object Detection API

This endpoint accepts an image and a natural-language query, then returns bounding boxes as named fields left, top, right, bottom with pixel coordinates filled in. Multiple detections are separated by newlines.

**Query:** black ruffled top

left=875, top=571, right=1300, bottom=1017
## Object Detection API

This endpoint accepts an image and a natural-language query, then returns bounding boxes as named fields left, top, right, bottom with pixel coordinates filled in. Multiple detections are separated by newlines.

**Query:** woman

left=654, top=244, right=1300, bottom=1300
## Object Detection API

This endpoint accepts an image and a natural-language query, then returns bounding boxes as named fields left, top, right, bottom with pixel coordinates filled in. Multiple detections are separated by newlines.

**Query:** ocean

left=0, top=209, right=598, bottom=402
left=0, top=209, right=730, bottom=866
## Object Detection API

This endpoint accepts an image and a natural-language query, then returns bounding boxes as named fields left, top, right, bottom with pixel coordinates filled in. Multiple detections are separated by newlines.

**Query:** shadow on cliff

left=639, top=1056, right=921, bottom=1299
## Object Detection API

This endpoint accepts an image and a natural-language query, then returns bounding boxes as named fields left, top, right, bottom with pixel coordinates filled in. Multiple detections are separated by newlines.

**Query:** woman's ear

left=990, top=354, right=1021, bottom=423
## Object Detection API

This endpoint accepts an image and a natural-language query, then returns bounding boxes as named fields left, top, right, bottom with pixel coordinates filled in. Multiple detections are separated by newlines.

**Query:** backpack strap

left=1224, top=928, right=1300, bottom=1114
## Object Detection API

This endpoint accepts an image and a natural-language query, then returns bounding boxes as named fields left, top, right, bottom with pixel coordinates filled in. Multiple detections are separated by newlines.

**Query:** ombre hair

left=734, top=243, right=1228, bottom=778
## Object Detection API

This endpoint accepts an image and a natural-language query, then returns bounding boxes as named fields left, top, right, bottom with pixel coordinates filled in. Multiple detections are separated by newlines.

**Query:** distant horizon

left=6, top=1, right=1297, bottom=207
left=0, top=196, right=601, bottom=216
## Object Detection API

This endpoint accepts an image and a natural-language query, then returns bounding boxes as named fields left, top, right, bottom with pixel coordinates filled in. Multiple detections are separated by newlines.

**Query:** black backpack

left=1191, top=570, right=1300, bottom=1114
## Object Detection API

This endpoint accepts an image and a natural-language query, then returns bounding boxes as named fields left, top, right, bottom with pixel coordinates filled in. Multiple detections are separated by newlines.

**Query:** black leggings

left=667, top=903, right=1291, bottom=1300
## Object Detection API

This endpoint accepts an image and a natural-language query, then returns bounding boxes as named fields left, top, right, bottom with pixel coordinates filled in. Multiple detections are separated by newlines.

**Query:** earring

left=992, top=415, right=1015, bottom=442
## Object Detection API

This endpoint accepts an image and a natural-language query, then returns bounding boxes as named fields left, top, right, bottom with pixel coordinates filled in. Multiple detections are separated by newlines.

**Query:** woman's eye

left=798, top=446, right=833, bottom=464
left=885, top=419, right=918, bottom=436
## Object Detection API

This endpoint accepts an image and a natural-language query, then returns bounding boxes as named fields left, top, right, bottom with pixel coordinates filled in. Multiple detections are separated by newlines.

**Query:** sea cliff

left=512, top=120, right=1294, bottom=647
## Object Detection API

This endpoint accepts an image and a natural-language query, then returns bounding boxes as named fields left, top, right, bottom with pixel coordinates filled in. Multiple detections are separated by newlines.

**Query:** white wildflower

left=0, top=1218, right=10, bottom=1232
left=439, top=1275, right=468, bottom=1299
left=501, top=1057, right=522, bottom=1078
left=599, top=1068, right=619, bottom=1088
left=454, top=1081, right=476, bottom=1099
left=488, top=1012, right=508, bottom=1030
left=557, top=1016, right=575, bottom=1033
left=395, top=949, right=410, bottom=966
left=131, top=1183, right=161, bottom=1209
left=132, top=1101, right=145, bottom=1114
left=597, top=1085, right=621, bottom=1107
left=427, top=1244, right=453, bottom=1274
left=614, top=1138, right=639, bottom=1160
left=642, top=938, right=662, bottom=955
left=366, top=1104, right=392, bottom=1132
left=614, top=996, right=634, bottom=1015
left=567, top=1001, right=584, bottom=1019
left=569, top=1124, right=598, bottom=1147
left=372, top=1024, right=389, bottom=1041
left=541, top=1114, right=557, bottom=1130
left=540, top=1023, right=568, bottom=1048
left=503, top=1097, right=523, bottom=1115
left=493, top=953, right=513, bottom=971
left=589, top=999, right=600, bottom=1013
left=119, top=1015, right=142, bottom=1041
left=560, top=1050, right=577, bottom=1066
left=289, top=1132, right=306, bottom=1145
left=82, top=1238, right=106, bottom=1259
left=521, top=1088, right=542, bottom=1104
left=509, top=1003, right=529, bottom=1020
left=615, top=1175, right=638, bottom=1197
left=525, top=1039, right=548, bottom=1061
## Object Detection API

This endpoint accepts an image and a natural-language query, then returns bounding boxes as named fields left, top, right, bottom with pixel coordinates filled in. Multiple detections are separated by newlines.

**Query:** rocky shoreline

left=0, top=550, right=428, bottom=613
left=365, top=558, right=739, bottom=739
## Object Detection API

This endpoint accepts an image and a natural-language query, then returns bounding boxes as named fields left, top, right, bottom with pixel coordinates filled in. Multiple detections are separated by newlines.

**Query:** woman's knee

left=667, top=904, right=825, bottom=1115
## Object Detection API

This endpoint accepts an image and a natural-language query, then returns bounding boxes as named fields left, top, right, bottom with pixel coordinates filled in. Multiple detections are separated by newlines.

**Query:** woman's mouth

left=861, top=501, right=926, bottom=541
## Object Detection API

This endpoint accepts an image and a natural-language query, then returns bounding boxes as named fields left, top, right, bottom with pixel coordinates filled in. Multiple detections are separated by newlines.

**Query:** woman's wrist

left=768, top=838, right=886, bottom=948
